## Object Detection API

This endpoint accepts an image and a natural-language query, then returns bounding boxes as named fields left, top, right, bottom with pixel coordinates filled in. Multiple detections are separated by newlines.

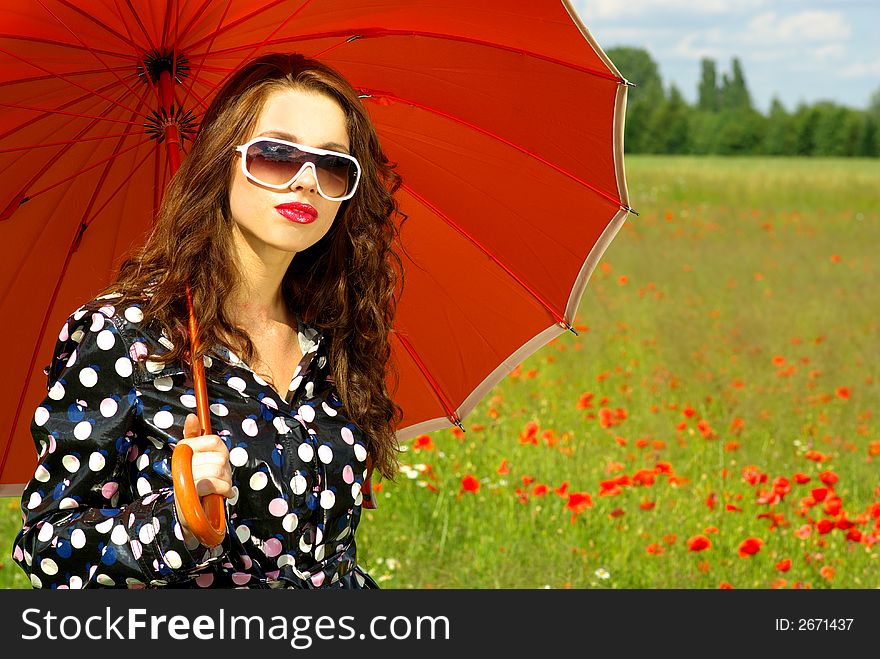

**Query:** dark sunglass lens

left=246, top=142, right=302, bottom=185
left=315, top=155, right=354, bottom=197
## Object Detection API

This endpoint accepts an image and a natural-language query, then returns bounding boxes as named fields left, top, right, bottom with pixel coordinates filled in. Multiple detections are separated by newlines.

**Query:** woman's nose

left=289, top=162, right=318, bottom=193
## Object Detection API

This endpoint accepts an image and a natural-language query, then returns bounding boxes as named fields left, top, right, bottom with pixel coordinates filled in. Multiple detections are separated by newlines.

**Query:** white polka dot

left=252, top=372, right=268, bottom=386
left=180, top=394, right=196, bottom=408
left=322, top=401, right=338, bottom=417
left=320, top=490, right=336, bottom=509
left=228, top=377, right=247, bottom=393
left=41, top=558, right=58, bottom=575
left=124, top=307, right=143, bottom=323
left=228, top=486, right=240, bottom=506
left=111, top=525, right=129, bottom=545
left=276, top=554, right=294, bottom=568
left=297, top=443, right=314, bottom=462
left=69, top=576, right=83, bottom=589
left=34, top=407, right=50, bottom=426
left=37, top=523, right=54, bottom=542
left=78, top=367, right=98, bottom=388
left=89, top=313, right=105, bottom=332
left=96, top=574, right=115, bottom=586
left=353, top=443, right=367, bottom=462
left=229, top=447, right=249, bottom=467
left=289, top=375, right=303, bottom=391
left=249, top=472, right=268, bottom=490
left=314, top=544, right=326, bottom=561
left=136, top=477, right=152, bottom=496
left=235, top=525, right=251, bottom=543
left=153, top=410, right=174, bottom=429
left=242, top=418, right=258, bottom=436
left=145, top=360, right=163, bottom=374
left=96, top=330, right=116, bottom=350
left=74, top=421, right=92, bottom=440
left=99, top=304, right=116, bottom=316
left=88, top=452, right=106, bottom=471
left=318, top=445, right=334, bottom=464
left=48, top=381, right=65, bottom=401
left=341, top=427, right=354, bottom=445
left=299, top=536, right=313, bottom=553
left=129, top=341, right=147, bottom=362
left=95, top=518, right=114, bottom=534
left=351, top=482, right=362, bottom=500
left=58, top=323, right=70, bottom=342
left=262, top=398, right=278, bottom=411
left=71, top=529, right=86, bottom=548
left=298, top=404, right=315, bottom=423
left=154, top=376, right=173, bottom=391
left=59, top=497, right=78, bottom=509
left=291, top=472, right=307, bottom=495
left=30, top=574, right=43, bottom=588
left=34, top=465, right=50, bottom=482
left=202, top=355, right=213, bottom=368
left=139, top=524, right=156, bottom=544
left=273, top=417, right=290, bottom=433
left=305, top=381, right=315, bottom=398
left=66, top=348, right=79, bottom=368
left=100, top=398, right=118, bottom=417
left=136, top=453, right=149, bottom=470
left=282, top=513, right=299, bottom=533
left=165, top=551, right=183, bottom=569
left=115, top=357, right=133, bottom=378
left=210, top=403, right=228, bottom=416
left=62, top=455, right=80, bottom=472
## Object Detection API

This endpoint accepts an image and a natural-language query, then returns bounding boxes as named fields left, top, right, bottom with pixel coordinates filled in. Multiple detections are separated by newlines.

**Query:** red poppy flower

left=835, top=386, right=851, bottom=399
left=496, top=459, right=510, bottom=475
left=687, top=535, right=711, bottom=552
left=818, top=470, right=839, bottom=486
left=532, top=483, right=549, bottom=497
left=775, top=558, right=792, bottom=572
left=412, top=434, right=435, bottom=451
left=719, top=582, right=734, bottom=589
left=738, top=537, right=763, bottom=557
left=811, top=487, right=828, bottom=502
left=460, top=474, right=480, bottom=493
left=554, top=481, right=569, bottom=497
left=793, top=472, right=811, bottom=484
left=816, top=519, right=834, bottom=535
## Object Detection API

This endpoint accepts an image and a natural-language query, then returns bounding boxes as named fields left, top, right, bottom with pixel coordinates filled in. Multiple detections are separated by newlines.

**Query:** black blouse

left=12, top=293, right=378, bottom=588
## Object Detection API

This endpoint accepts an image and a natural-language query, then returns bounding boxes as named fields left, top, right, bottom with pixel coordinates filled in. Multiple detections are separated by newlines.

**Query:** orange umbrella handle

left=171, top=445, right=226, bottom=547
left=168, top=283, right=227, bottom=547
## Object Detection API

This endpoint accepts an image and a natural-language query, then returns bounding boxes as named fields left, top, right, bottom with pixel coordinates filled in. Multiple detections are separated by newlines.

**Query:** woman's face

left=229, top=87, right=350, bottom=261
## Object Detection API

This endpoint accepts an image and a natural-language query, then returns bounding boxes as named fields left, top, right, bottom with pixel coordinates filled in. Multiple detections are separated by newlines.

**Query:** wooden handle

left=171, top=444, right=226, bottom=547
left=168, top=283, right=227, bottom=546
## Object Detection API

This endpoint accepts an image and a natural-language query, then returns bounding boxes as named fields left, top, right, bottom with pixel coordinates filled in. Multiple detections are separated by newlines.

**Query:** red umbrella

left=0, top=0, right=632, bottom=535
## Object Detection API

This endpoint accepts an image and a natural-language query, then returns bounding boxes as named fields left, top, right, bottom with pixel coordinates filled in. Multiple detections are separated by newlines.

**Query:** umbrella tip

left=623, top=205, right=640, bottom=217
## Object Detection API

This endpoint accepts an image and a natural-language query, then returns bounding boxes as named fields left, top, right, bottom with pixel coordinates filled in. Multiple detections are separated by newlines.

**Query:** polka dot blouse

left=12, top=294, right=378, bottom=589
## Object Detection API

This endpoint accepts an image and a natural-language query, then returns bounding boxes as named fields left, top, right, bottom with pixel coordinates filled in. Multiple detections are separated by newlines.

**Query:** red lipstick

left=275, top=202, right=317, bottom=224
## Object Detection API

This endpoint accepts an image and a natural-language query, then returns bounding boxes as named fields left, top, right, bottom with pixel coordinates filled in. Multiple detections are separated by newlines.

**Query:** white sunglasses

left=233, top=137, right=361, bottom=201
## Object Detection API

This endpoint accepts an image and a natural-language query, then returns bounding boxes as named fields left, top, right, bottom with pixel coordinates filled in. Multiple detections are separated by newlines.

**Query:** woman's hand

left=173, top=413, right=233, bottom=539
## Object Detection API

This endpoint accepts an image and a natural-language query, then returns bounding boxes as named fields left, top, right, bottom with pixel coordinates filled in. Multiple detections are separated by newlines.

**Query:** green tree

left=606, top=47, right=665, bottom=153
left=698, top=58, right=719, bottom=112
left=719, top=58, right=752, bottom=112
left=648, top=84, right=691, bottom=154
left=764, top=97, right=795, bottom=155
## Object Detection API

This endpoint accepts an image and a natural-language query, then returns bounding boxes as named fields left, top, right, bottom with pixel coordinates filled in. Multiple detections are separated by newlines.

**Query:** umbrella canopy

left=0, top=0, right=631, bottom=495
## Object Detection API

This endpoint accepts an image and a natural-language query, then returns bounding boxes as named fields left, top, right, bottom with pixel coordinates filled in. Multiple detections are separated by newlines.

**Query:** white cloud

left=841, top=60, right=880, bottom=78
left=746, top=10, right=851, bottom=43
left=585, top=0, right=765, bottom=19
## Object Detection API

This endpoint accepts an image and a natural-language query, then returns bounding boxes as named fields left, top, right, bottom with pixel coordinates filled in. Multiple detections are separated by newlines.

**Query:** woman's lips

left=275, top=202, right=317, bottom=224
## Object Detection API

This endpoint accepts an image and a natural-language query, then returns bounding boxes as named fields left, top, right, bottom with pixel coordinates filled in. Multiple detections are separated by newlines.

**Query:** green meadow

left=2, top=155, right=878, bottom=589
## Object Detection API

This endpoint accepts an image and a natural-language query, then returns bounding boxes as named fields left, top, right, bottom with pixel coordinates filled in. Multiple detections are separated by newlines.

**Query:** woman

left=12, top=52, right=405, bottom=588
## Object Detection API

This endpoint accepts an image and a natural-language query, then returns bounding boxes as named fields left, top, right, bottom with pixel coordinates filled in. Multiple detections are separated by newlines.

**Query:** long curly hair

left=99, top=53, right=406, bottom=480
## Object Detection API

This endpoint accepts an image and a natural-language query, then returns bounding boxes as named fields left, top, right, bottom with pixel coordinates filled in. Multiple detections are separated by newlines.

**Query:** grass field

left=2, top=155, right=878, bottom=589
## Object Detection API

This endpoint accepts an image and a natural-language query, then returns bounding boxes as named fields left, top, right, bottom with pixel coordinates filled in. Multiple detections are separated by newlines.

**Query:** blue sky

left=571, top=0, right=880, bottom=113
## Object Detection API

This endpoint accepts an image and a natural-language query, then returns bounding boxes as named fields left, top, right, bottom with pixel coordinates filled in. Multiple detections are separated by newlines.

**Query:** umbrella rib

left=54, top=0, right=143, bottom=54
left=27, top=136, right=154, bottom=200
left=122, top=0, right=157, bottom=52
left=37, top=0, right=153, bottom=110
left=184, top=0, right=298, bottom=52
left=0, top=133, right=136, bottom=154
left=0, top=101, right=142, bottom=129
left=191, top=29, right=622, bottom=84
left=0, top=46, right=144, bottom=118
left=0, top=66, right=136, bottom=90
left=379, top=91, right=623, bottom=209
left=0, top=34, right=135, bottom=60
left=178, top=0, right=235, bottom=113
left=178, top=0, right=215, bottom=40
left=391, top=332, right=462, bottom=428
left=400, top=182, right=570, bottom=330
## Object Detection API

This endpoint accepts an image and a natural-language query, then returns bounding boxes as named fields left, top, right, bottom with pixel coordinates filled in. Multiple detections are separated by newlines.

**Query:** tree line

left=607, top=47, right=880, bottom=157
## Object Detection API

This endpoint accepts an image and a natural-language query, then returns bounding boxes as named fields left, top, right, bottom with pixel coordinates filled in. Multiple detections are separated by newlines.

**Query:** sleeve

left=11, top=303, right=223, bottom=588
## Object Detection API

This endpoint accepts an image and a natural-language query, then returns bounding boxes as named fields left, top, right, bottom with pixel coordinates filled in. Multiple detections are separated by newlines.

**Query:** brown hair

left=100, top=53, right=405, bottom=480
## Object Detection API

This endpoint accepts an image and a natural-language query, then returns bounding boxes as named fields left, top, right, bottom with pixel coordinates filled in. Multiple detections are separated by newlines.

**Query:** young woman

left=12, top=52, right=405, bottom=588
